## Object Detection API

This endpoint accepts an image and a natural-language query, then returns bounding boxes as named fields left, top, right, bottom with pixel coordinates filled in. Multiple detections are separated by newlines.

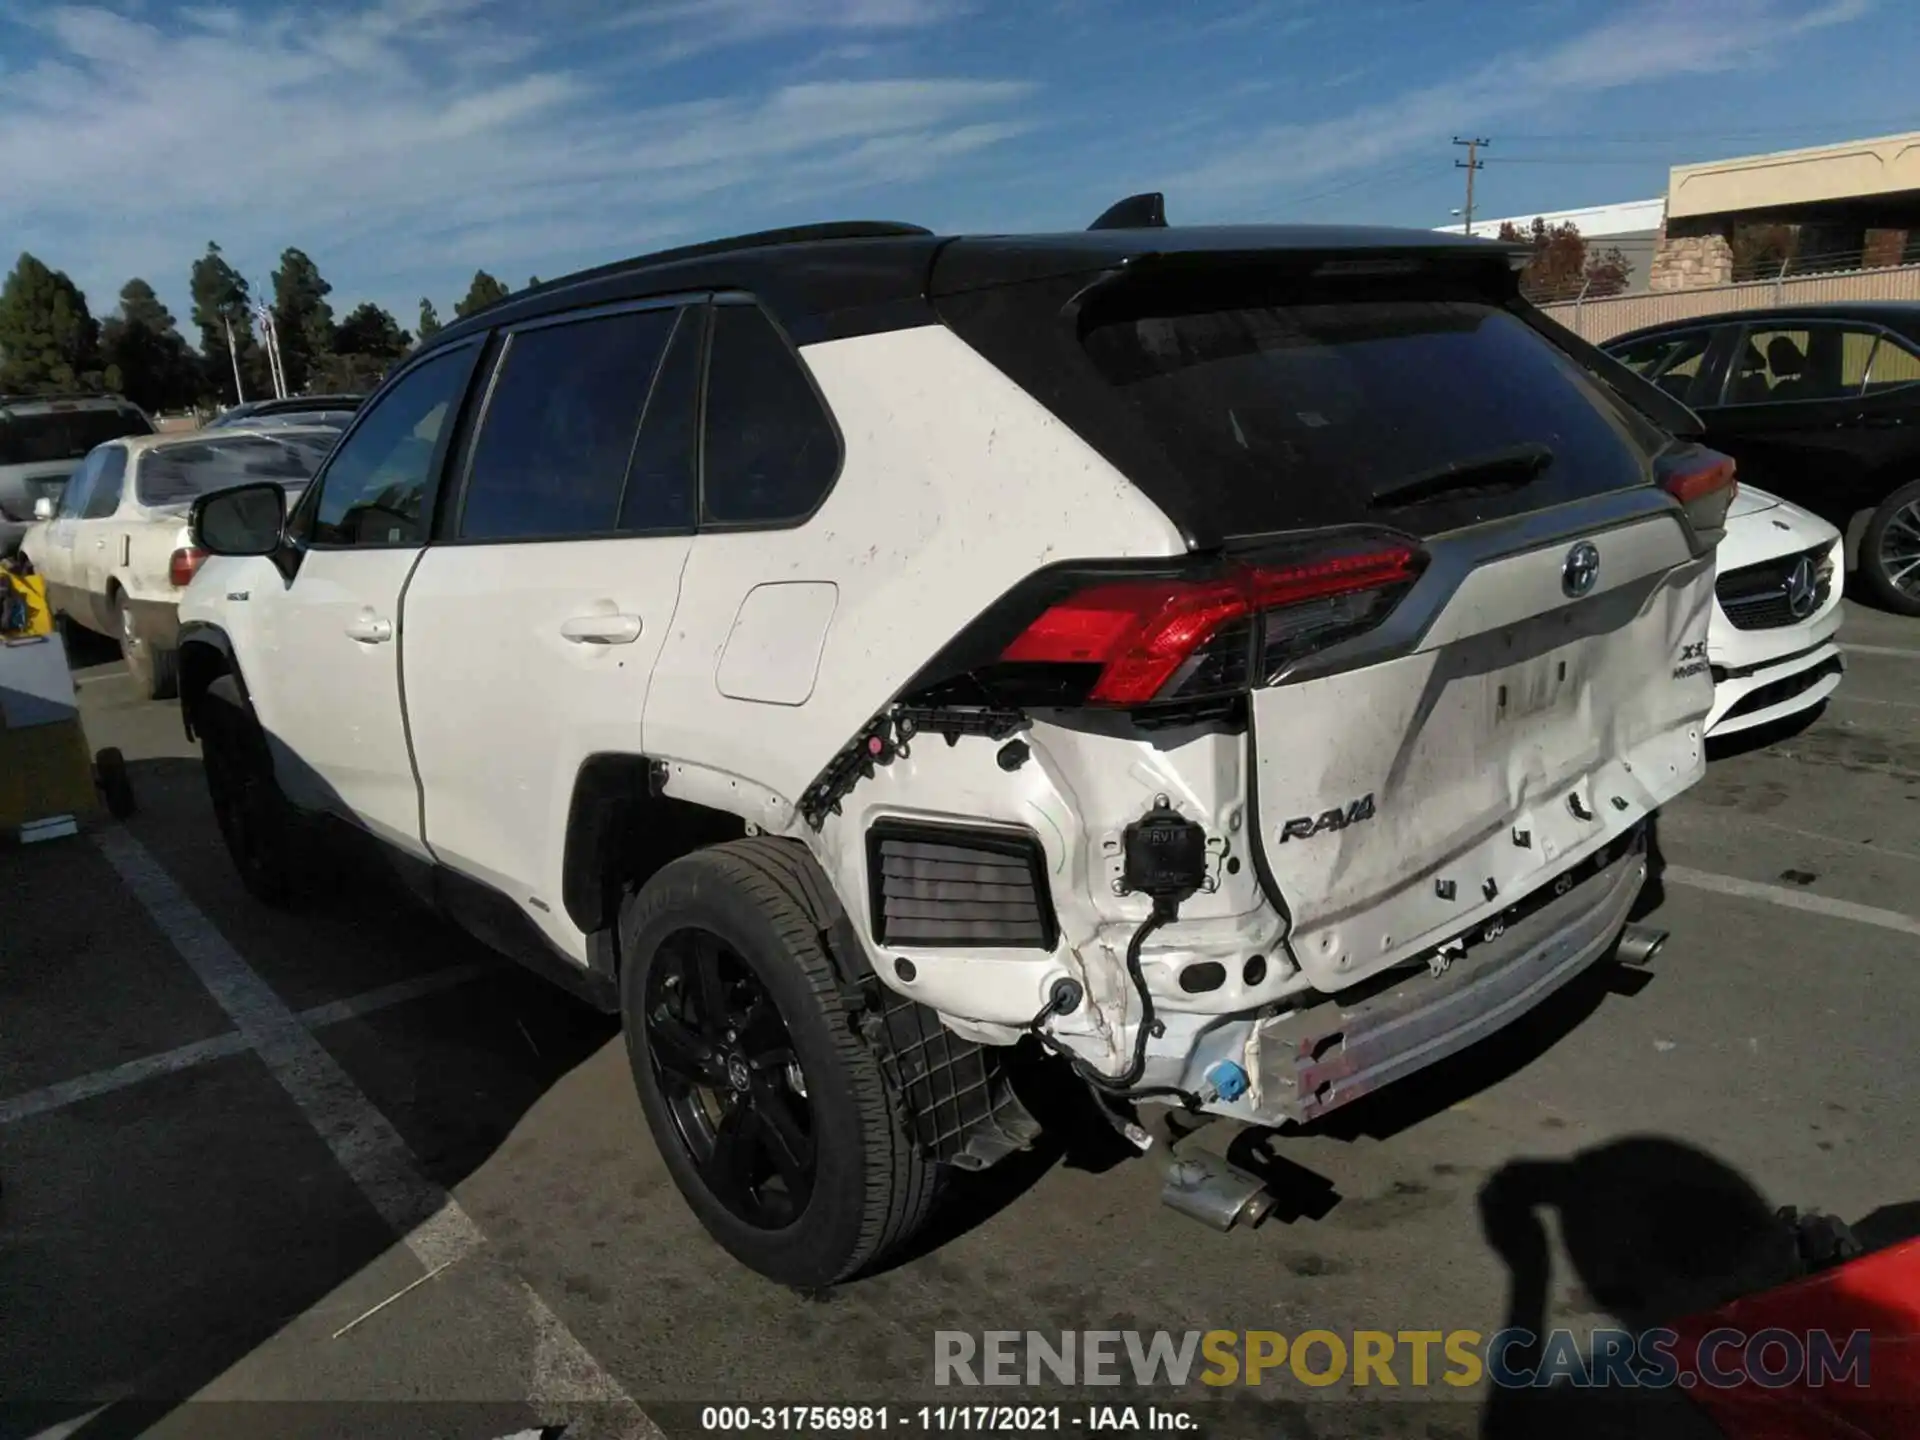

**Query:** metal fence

left=1538, top=262, right=1920, bottom=344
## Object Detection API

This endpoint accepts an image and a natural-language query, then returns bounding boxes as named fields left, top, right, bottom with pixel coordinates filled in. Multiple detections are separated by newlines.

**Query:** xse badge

left=1673, top=640, right=1710, bottom=680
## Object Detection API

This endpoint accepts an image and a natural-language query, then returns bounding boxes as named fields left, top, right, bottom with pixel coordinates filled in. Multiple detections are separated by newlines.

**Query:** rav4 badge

left=1278, top=793, right=1376, bottom=844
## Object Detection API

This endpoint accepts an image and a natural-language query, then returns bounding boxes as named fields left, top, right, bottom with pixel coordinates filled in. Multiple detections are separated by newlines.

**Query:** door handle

left=560, top=613, right=642, bottom=645
left=346, top=614, right=393, bottom=643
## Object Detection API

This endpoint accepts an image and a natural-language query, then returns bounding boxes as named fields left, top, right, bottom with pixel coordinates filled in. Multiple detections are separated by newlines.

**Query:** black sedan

left=1604, top=302, right=1920, bottom=613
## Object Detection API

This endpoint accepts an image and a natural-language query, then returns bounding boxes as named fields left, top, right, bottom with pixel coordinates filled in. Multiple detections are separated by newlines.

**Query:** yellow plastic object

left=1, top=624, right=99, bottom=834
left=0, top=715, right=98, bottom=831
left=1, top=571, right=53, bottom=638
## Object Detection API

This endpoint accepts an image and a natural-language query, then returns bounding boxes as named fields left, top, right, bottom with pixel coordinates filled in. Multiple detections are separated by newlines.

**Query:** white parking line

left=89, top=827, right=659, bottom=1437
left=0, top=962, right=499, bottom=1127
left=1665, top=864, right=1920, bottom=938
left=0, top=1031, right=254, bottom=1126
left=1841, top=642, right=1920, bottom=660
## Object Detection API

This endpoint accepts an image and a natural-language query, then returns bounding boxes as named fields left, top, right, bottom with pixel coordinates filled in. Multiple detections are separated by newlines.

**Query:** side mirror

left=192, top=481, right=286, bottom=557
left=33, top=497, right=54, bottom=521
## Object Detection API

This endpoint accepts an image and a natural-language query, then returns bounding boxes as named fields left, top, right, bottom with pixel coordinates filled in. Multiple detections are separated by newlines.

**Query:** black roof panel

left=420, top=219, right=1529, bottom=354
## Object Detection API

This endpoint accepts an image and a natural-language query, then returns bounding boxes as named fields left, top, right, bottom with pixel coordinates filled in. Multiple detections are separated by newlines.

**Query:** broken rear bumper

left=1246, top=829, right=1648, bottom=1126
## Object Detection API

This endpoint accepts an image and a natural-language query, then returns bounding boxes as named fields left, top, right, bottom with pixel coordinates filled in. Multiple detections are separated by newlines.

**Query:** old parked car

left=1604, top=303, right=1920, bottom=614
left=177, top=208, right=1730, bottom=1288
left=0, top=392, right=156, bottom=556
left=19, top=427, right=336, bottom=697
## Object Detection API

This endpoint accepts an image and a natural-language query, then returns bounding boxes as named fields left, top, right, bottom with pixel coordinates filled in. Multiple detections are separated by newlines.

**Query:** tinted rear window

left=0, top=406, right=154, bottom=465
left=137, top=434, right=333, bottom=506
left=1077, top=298, right=1658, bottom=535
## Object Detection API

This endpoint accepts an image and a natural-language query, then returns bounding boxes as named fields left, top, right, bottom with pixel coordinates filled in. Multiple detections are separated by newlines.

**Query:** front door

left=244, top=341, right=482, bottom=856
left=402, top=301, right=702, bottom=959
left=37, top=448, right=102, bottom=614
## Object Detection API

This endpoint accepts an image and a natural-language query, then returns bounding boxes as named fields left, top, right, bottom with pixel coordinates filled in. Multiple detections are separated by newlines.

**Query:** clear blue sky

left=0, top=0, right=1912, bottom=346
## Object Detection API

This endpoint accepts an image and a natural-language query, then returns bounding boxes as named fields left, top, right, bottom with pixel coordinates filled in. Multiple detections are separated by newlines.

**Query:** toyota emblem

left=1786, top=555, right=1818, bottom=619
left=1562, top=541, right=1601, bottom=598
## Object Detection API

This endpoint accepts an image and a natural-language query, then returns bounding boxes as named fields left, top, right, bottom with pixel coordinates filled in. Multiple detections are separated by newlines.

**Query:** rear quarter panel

left=640, top=323, right=1189, bottom=815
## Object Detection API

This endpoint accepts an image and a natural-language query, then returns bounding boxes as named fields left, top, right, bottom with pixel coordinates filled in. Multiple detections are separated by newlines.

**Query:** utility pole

left=1453, top=136, right=1489, bottom=236
left=221, top=313, right=246, bottom=405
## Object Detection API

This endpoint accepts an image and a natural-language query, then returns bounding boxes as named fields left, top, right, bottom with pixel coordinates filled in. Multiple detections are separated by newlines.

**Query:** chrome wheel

left=1880, top=499, right=1920, bottom=600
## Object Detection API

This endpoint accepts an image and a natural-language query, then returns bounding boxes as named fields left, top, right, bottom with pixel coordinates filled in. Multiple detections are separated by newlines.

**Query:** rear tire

left=199, top=674, right=306, bottom=907
left=116, top=591, right=178, bottom=700
left=618, top=839, right=941, bottom=1288
left=1859, top=479, right=1920, bottom=616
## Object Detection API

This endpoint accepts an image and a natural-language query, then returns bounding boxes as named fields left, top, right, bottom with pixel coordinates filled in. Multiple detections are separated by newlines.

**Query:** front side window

left=56, top=449, right=103, bottom=519
left=458, top=307, right=677, bottom=541
left=304, top=346, right=476, bottom=547
left=80, top=446, right=127, bottom=518
left=701, top=301, right=841, bottom=526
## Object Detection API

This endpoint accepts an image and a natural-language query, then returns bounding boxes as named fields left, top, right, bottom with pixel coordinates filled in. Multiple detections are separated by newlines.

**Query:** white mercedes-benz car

left=1704, top=485, right=1845, bottom=738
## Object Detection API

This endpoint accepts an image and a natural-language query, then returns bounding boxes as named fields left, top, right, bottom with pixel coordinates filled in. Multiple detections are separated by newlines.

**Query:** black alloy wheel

left=645, top=930, right=816, bottom=1229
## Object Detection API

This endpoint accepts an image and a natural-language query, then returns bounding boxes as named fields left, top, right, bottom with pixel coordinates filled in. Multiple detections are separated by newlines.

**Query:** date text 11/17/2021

left=698, top=1405, right=1201, bottom=1432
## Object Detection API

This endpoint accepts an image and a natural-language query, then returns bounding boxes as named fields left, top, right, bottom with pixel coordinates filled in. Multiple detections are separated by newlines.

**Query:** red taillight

left=169, top=546, right=207, bottom=587
left=1657, top=447, right=1738, bottom=536
left=1001, top=546, right=1424, bottom=707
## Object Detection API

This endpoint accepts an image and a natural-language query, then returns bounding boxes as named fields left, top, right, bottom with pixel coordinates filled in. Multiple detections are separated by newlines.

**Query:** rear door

left=1690, top=319, right=1879, bottom=519
left=401, top=299, right=701, bottom=960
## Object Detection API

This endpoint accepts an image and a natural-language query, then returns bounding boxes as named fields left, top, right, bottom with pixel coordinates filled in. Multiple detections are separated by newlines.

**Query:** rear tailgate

left=935, top=241, right=1718, bottom=991
left=1249, top=504, right=1712, bottom=987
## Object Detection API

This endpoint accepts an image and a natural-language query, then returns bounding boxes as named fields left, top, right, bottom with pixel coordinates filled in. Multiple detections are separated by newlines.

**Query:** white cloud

left=0, top=0, right=1025, bottom=330
left=1179, top=0, right=1874, bottom=212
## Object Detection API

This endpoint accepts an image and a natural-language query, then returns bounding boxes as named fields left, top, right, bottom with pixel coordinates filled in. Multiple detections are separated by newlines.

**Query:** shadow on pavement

left=1476, top=1135, right=1916, bottom=1440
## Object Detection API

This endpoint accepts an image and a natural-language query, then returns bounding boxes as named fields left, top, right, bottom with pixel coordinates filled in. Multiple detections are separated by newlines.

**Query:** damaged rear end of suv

left=179, top=202, right=1735, bottom=1291
left=791, top=208, right=1732, bottom=1246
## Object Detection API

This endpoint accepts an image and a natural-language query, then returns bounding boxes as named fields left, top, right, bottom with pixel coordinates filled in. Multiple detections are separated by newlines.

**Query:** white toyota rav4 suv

left=177, top=204, right=1735, bottom=1288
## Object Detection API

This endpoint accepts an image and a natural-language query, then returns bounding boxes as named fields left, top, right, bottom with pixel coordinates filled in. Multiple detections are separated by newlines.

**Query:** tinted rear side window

left=460, top=308, right=678, bottom=540
left=701, top=302, right=840, bottom=526
left=0, top=407, right=152, bottom=465
left=1077, top=298, right=1655, bottom=536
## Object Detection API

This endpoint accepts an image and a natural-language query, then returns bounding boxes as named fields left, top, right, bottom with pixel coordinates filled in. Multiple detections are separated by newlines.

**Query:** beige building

left=1650, top=129, right=1920, bottom=290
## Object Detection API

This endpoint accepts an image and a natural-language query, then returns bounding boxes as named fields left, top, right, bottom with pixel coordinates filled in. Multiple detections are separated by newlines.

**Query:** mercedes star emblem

left=1786, top=555, right=1818, bottom=619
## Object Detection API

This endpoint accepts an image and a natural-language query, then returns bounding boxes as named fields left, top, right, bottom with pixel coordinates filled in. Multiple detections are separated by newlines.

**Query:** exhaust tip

left=1616, top=924, right=1669, bottom=967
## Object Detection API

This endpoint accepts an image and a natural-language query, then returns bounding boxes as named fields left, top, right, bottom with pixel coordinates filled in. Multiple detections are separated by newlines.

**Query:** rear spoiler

left=1512, top=299, right=1705, bottom=441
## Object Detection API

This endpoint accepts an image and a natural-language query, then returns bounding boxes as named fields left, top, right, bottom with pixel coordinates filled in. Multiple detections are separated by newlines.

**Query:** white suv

left=178, top=206, right=1734, bottom=1288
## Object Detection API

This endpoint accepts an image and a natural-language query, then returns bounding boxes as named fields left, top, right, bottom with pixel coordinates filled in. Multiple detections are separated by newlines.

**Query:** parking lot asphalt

left=4, top=608, right=1918, bottom=1440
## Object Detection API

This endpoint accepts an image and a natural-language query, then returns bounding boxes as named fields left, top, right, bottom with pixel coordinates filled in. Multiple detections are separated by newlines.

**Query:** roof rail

left=506, top=220, right=935, bottom=308
left=0, top=390, right=134, bottom=408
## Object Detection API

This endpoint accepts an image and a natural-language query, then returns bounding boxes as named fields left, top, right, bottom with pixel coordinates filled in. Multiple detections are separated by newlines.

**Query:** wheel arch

left=177, top=620, right=242, bottom=742
left=562, top=753, right=856, bottom=983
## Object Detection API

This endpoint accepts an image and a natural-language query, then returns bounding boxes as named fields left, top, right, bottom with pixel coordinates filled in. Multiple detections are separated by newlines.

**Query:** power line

left=1453, top=136, right=1488, bottom=236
